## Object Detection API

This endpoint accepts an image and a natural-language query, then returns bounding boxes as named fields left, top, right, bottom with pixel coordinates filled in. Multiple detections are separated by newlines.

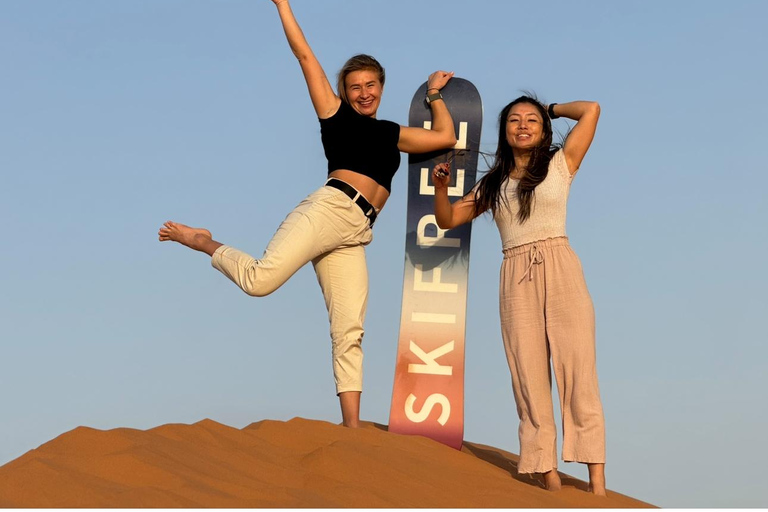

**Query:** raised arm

left=271, top=0, right=340, bottom=118
left=549, top=101, right=600, bottom=174
left=432, top=163, right=482, bottom=229
left=398, top=71, right=458, bottom=154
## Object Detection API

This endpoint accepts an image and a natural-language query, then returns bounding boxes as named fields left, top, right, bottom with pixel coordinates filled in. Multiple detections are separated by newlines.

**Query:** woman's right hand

left=270, top=0, right=287, bottom=5
left=432, top=161, right=478, bottom=229
left=433, top=163, right=451, bottom=190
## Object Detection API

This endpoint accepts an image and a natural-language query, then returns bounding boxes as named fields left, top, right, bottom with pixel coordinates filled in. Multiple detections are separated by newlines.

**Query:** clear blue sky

left=2, top=0, right=767, bottom=507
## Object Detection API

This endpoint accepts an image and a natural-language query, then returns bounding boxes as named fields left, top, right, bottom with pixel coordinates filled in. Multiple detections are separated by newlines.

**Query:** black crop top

left=319, top=101, right=401, bottom=193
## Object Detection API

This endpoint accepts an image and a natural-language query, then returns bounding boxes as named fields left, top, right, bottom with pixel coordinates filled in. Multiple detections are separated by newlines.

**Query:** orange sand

left=0, top=418, right=653, bottom=508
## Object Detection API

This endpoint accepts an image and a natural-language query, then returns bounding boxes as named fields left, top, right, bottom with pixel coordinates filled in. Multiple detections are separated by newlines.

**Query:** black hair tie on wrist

left=548, top=103, right=559, bottom=119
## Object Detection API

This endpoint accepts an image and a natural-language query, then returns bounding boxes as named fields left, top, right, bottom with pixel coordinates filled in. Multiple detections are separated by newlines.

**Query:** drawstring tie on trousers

left=518, top=244, right=544, bottom=284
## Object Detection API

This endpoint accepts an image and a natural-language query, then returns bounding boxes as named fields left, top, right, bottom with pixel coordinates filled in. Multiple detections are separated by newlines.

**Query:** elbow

left=433, top=123, right=456, bottom=149
left=589, top=101, right=601, bottom=118
left=441, top=132, right=457, bottom=149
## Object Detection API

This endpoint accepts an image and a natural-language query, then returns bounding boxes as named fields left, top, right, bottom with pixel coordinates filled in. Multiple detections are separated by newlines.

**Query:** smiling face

left=505, top=102, right=545, bottom=150
left=344, top=69, right=383, bottom=118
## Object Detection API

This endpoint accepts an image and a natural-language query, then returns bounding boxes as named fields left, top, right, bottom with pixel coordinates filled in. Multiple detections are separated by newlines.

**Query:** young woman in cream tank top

left=432, top=95, right=607, bottom=495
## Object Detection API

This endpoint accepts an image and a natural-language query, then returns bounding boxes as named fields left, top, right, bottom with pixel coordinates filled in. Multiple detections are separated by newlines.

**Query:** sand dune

left=0, top=417, right=653, bottom=508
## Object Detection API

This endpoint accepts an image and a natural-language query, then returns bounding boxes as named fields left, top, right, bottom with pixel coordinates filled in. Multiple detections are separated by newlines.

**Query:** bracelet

left=547, top=103, right=559, bottom=119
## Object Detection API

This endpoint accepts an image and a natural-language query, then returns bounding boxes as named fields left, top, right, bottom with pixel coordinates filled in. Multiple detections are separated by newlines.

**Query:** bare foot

left=158, top=221, right=220, bottom=255
left=587, top=463, right=606, bottom=496
left=542, top=469, right=562, bottom=491
left=587, top=484, right=606, bottom=496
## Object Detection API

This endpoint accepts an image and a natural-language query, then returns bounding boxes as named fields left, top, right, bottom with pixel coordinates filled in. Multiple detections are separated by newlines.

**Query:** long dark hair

left=473, top=95, right=560, bottom=222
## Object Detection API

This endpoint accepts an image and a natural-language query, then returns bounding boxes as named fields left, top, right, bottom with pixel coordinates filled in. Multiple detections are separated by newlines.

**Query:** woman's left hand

left=427, top=70, right=454, bottom=91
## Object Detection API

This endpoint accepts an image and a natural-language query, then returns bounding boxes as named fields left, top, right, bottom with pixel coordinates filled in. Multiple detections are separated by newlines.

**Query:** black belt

left=325, top=178, right=378, bottom=227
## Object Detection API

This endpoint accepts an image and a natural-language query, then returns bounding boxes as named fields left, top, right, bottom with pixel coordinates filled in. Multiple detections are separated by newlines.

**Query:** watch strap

left=426, top=90, right=443, bottom=104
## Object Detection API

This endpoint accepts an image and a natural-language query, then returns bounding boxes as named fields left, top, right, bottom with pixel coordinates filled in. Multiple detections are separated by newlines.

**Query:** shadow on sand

left=368, top=422, right=588, bottom=493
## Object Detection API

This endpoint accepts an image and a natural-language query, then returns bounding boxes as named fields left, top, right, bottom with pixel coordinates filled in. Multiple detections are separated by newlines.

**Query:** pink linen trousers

left=500, top=236, right=605, bottom=474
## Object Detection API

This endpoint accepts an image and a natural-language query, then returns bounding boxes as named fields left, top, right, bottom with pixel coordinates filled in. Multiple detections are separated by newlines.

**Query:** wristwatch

left=425, top=90, right=443, bottom=105
left=547, top=103, right=559, bottom=119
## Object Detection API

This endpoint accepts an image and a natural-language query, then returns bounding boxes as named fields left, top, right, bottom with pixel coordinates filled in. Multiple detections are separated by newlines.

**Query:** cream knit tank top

left=493, top=149, right=574, bottom=250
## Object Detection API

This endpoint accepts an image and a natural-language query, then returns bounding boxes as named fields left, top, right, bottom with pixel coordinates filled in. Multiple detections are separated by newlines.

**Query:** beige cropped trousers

left=210, top=184, right=373, bottom=394
left=500, top=237, right=605, bottom=474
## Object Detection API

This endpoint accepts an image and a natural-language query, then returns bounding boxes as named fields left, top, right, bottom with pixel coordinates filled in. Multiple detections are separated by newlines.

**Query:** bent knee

left=237, top=264, right=287, bottom=297
left=241, top=280, right=279, bottom=297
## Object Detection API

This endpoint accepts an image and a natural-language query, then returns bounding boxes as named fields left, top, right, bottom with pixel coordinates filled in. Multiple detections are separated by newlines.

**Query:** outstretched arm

left=271, top=0, right=340, bottom=118
left=432, top=163, right=481, bottom=229
left=549, top=101, right=600, bottom=174
left=398, top=71, right=458, bottom=154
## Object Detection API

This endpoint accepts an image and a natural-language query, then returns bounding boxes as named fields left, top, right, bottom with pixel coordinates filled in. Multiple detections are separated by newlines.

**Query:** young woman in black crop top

left=158, top=0, right=457, bottom=429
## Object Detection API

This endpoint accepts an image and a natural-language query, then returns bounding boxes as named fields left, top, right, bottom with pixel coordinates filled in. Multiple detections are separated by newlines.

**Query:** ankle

left=587, top=463, right=606, bottom=495
left=542, top=469, right=561, bottom=491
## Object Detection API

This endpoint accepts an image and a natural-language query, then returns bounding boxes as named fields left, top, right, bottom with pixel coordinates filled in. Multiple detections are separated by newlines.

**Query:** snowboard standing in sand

left=158, top=0, right=457, bottom=428
left=388, top=78, right=482, bottom=450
